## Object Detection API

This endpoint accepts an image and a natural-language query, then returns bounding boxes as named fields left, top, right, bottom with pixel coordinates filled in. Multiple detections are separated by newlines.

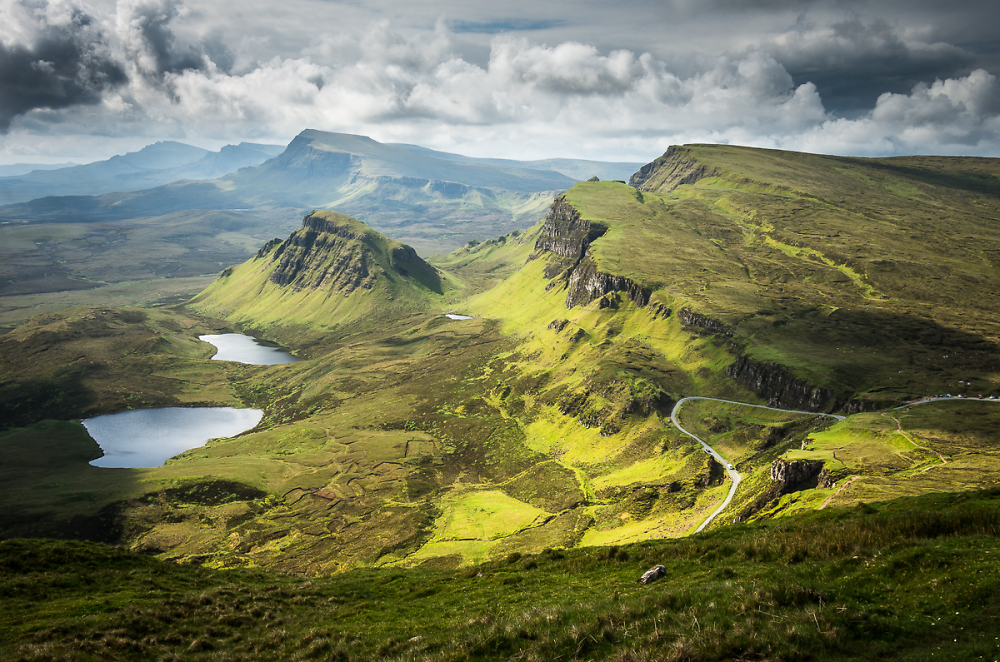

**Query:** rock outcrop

left=726, top=355, right=833, bottom=412
left=770, top=458, right=823, bottom=487
left=649, top=303, right=672, bottom=320
left=535, top=196, right=652, bottom=310
left=535, top=196, right=607, bottom=276
left=839, top=399, right=888, bottom=414
left=268, top=220, right=376, bottom=292
left=628, top=146, right=721, bottom=193
left=678, top=308, right=732, bottom=336
left=563, top=254, right=652, bottom=309
left=260, top=210, right=440, bottom=295
left=255, top=237, right=283, bottom=259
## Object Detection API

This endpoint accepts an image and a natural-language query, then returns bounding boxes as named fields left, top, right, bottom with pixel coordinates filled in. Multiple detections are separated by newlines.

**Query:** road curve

left=670, top=396, right=845, bottom=534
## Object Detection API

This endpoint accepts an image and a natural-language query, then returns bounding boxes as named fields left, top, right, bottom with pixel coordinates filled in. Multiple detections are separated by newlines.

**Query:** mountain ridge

left=0, top=129, right=584, bottom=255
left=0, top=141, right=284, bottom=204
left=4, top=141, right=1000, bottom=661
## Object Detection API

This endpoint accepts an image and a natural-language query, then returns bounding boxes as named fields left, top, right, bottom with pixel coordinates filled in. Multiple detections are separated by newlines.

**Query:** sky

left=1, top=0, right=999, bottom=165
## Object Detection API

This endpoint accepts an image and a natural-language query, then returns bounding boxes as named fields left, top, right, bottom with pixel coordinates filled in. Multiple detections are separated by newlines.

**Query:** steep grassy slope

left=191, top=210, right=448, bottom=329
left=433, top=166, right=1000, bottom=536
left=598, top=146, right=1000, bottom=407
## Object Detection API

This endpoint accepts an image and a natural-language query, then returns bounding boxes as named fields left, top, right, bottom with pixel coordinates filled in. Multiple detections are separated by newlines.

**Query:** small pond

left=199, top=333, right=299, bottom=365
left=445, top=314, right=473, bottom=320
left=83, top=407, right=264, bottom=468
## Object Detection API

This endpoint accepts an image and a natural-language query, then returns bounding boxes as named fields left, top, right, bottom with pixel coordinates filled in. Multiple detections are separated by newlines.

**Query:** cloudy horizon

left=1, top=0, right=999, bottom=165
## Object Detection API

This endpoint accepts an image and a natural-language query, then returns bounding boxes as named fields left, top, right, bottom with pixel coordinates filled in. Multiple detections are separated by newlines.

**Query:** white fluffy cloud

left=80, top=26, right=830, bottom=159
left=797, top=69, right=1000, bottom=155
left=1, top=0, right=999, bottom=162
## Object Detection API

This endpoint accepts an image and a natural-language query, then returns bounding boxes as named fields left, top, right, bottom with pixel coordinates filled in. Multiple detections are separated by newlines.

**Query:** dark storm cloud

left=766, top=17, right=976, bottom=117
left=0, top=8, right=127, bottom=132
left=124, top=0, right=206, bottom=76
left=201, top=30, right=235, bottom=74
left=4, top=0, right=1000, bottom=161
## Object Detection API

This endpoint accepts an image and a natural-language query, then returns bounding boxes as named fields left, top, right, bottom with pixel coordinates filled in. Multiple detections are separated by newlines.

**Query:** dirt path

left=819, top=475, right=861, bottom=510
left=890, top=415, right=947, bottom=467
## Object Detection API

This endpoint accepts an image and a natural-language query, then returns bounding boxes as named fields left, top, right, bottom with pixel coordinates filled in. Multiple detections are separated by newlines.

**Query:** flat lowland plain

left=0, top=208, right=302, bottom=330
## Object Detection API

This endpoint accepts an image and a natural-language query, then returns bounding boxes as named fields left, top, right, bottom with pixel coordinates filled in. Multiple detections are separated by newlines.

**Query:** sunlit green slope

left=556, top=146, right=1000, bottom=408
left=440, top=144, right=1000, bottom=537
left=191, top=210, right=450, bottom=330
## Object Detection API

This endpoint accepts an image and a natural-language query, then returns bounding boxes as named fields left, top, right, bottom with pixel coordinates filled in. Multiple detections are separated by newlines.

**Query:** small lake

left=83, top=407, right=264, bottom=468
left=445, top=314, right=473, bottom=320
left=199, top=333, right=299, bottom=365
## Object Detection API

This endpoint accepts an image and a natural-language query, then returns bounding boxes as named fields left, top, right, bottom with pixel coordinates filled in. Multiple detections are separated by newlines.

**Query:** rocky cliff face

left=259, top=211, right=436, bottom=295
left=769, top=458, right=823, bottom=487
left=628, top=146, right=721, bottom=193
left=726, top=355, right=833, bottom=412
left=678, top=308, right=733, bottom=337
left=535, top=196, right=652, bottom=309
left=535, top=196, right=607, bottom=276
left=255, top=237, right=283, bottom=259
left=563, top=255, right=653, bottom=308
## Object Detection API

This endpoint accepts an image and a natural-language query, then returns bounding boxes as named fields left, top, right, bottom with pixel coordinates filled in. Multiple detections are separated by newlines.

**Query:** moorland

left=1, top=141, right=1000, bottom=660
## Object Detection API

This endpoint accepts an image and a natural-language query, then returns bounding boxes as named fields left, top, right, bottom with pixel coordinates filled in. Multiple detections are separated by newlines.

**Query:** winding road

left=670, top=395, right=996, bottom=533
left=669, top=397, right=845, bottom=533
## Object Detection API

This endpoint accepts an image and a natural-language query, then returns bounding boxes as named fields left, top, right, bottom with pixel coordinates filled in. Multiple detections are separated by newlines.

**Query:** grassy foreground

left=2, top=488, right=999, bottom=661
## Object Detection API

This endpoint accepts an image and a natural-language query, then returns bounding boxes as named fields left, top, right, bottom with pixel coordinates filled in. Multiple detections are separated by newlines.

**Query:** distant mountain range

left=389, top=143, right=641, bottom=182
left=0, top=142, right=284, bottom=204
left=0, top=130, right=643, bottom=255
left=0, top=163, right=79, bottom=177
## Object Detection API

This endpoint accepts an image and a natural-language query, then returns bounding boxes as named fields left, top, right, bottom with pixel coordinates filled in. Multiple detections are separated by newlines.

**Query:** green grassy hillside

left=620, top=145, right=1000, bottom=406
left=3, top=144, right=1000, bottom=580
left=3, top=488, right=999, bottom=661
left=4, top=144, right=1000, bottom=660
left=191, top=210, right=449, bottom=331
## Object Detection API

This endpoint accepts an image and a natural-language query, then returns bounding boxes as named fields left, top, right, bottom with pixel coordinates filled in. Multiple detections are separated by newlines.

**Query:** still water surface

left=84, top=407, right=263, bottom=468
left=199, top=333, right=299, bottom=365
